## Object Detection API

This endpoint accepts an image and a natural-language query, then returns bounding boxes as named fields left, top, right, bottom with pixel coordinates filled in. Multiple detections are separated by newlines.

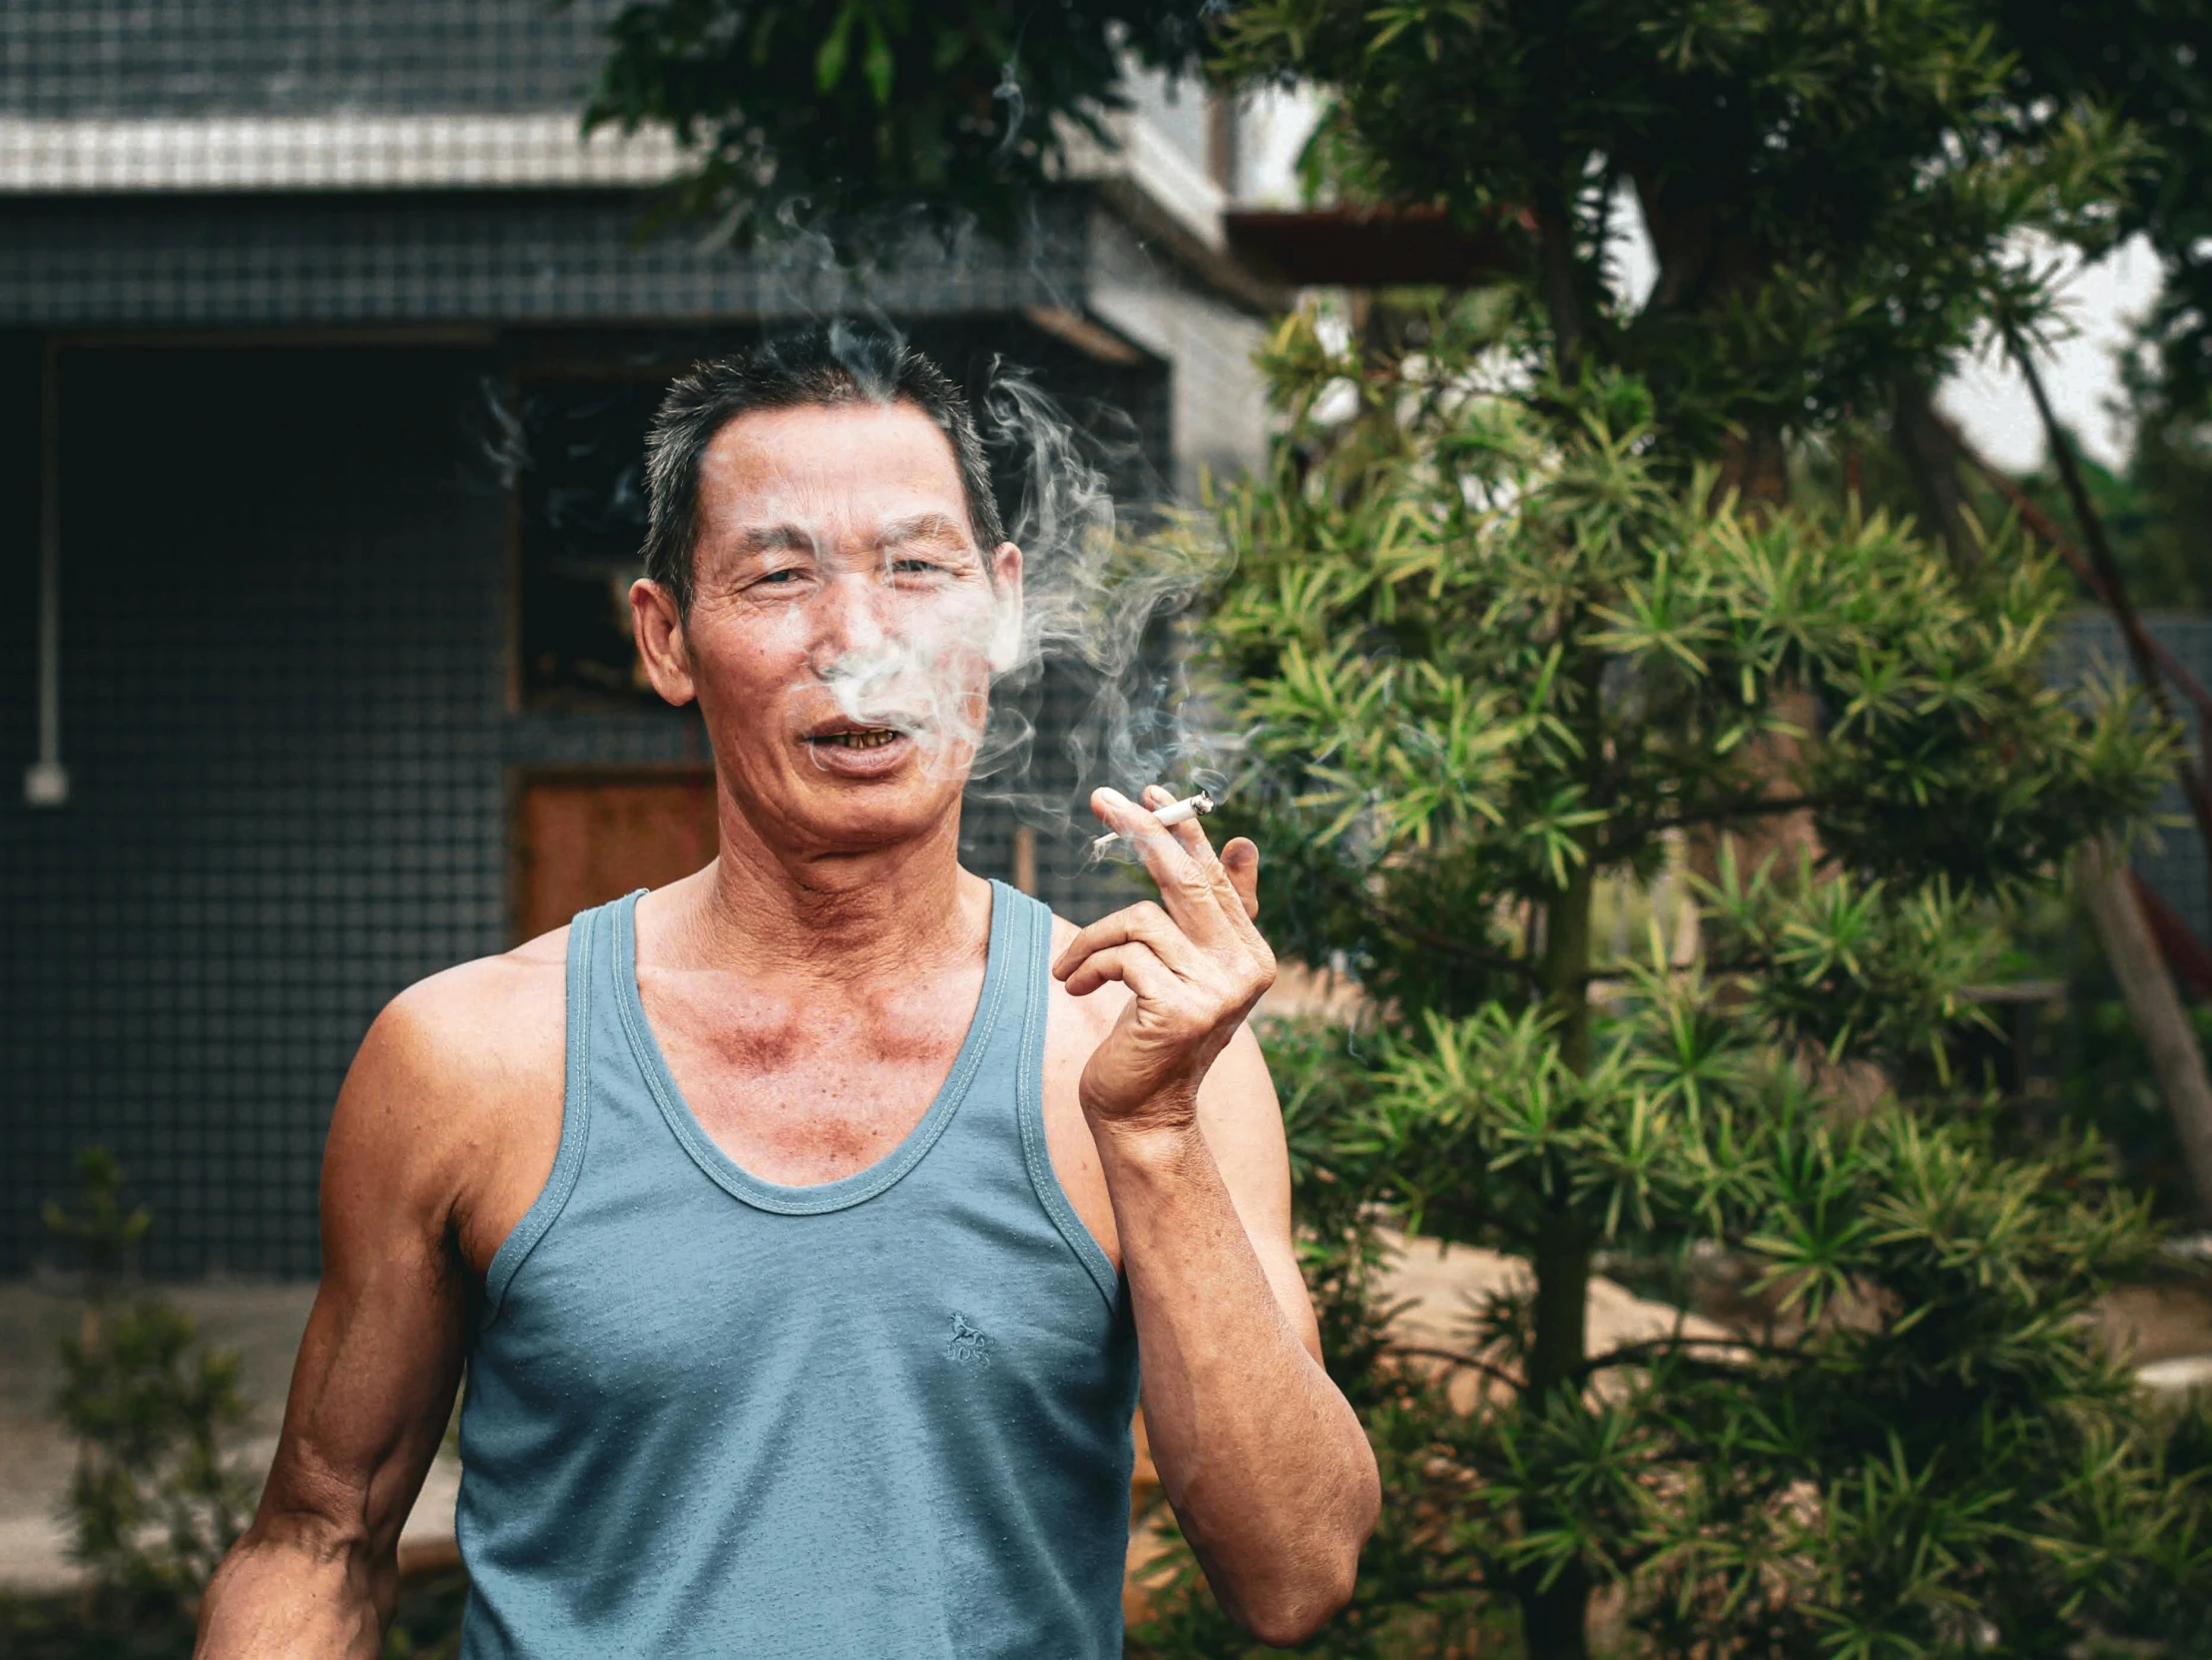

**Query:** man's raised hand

left=1050, top=785, right=1275, bottom=1138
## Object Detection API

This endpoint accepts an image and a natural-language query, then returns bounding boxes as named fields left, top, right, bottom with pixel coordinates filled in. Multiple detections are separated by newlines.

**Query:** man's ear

left=630, top=578, right=698, bottom=707
left=986, top=541, right=1024, bottom=673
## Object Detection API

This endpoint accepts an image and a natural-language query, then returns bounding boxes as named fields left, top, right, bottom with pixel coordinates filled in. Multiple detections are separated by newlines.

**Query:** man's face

left=632, top=400, right=1021, bottom=857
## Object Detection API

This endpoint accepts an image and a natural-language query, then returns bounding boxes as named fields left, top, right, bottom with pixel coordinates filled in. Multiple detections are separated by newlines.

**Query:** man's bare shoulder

left=327, top=927, right=571, bottom=1219
left=372, top=925, right=570, bottom=1087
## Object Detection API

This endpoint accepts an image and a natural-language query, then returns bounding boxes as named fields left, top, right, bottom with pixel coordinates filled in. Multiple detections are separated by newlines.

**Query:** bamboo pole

left=2001, top=323, right=2212, bottom=852
left=2081, top=838, right=2212, bottom=1216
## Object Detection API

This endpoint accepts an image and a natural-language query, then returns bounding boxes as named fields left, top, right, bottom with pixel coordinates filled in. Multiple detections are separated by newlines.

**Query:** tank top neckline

left=607, top=880, right=1016, bottom=1217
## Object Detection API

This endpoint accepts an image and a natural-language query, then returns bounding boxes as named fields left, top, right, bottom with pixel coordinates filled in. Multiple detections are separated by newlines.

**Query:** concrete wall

left=1086, top=206, right=1272, bottom=499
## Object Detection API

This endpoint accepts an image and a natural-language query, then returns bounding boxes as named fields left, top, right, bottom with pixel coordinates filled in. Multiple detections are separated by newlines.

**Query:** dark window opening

left=514, top=375, right=669, bottom=709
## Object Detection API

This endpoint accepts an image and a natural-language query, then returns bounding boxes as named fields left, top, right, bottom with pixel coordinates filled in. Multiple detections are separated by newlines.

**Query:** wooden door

left=512, top=769, right=719, bottom=942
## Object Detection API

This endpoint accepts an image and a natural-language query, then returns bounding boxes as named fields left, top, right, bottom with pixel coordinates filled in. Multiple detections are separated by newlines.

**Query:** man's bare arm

left=1055, top=790, right=1381, bottom=1646
left=1113, top=1030, right=1375, bottom=1645
left=196, top=955, right=559, bottom=1658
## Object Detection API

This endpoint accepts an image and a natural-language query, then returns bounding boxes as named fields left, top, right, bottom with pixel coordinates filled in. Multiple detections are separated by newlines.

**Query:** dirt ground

left=2098, top=1273, right=2212, bottom=1364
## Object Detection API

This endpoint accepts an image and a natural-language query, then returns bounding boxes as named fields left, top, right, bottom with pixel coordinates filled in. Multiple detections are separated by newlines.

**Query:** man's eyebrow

left=874, top=512, right=974, bottom=550
left=728, top=523, right=815, bottom=556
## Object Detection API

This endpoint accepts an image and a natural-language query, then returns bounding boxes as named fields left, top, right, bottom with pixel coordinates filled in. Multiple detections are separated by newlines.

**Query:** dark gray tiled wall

left=1, top=0, right=623, bottom=118
left=0, top=194, right=1094, bottom=328
left=2, top=344, right=518, bottom=1275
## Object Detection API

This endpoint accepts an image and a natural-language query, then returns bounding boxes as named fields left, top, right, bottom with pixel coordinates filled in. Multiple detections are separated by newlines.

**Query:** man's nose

left=808, top=568, right=895, bottom=668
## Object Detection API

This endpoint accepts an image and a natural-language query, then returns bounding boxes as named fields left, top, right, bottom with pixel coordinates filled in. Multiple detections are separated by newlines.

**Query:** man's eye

left=757, top=569, right=803, bottom=586
left=892, top=558, right=944, bottom=576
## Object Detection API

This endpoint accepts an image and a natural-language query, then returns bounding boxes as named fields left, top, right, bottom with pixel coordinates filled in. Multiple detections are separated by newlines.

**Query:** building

left=8, top=5, right=2207, bottom=1284
left=0, top=2, right=1283, bottom=1276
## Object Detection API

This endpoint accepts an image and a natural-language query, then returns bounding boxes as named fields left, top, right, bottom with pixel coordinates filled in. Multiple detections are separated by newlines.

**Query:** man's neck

left=655, top=801, right=987, bottom=987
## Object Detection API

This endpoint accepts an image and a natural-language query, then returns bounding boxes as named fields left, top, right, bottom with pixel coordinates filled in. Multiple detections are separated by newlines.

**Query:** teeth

left=818, top=729, right=900, bottom=750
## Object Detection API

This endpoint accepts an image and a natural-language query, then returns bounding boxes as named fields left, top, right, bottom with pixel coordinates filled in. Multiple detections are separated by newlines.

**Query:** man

left=196, top=324, right=1380, bottom=1658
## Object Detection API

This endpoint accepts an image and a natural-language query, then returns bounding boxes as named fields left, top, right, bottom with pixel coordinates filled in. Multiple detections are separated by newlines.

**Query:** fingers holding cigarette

left=1087, top=785, right=1263, bottom=924
left=1140, top=787, right=1258, bottom=918
left=1219, top=833, right=1260, bottom=920
left=1089, top=789, right=1215, bottom=854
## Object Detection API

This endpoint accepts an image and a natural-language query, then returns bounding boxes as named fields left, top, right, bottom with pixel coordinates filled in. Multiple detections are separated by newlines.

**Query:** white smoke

left=966, top=360, right=1233, bottom=851
left=781, top=314, right=1231, bottom=853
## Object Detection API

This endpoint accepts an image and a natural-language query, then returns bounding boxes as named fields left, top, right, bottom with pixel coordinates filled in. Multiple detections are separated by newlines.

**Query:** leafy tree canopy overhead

left=581, top=1, right=2155, bottom=453
left=580, top=0, right=1214, bottom=248
left=1219, top=0, right=2143, bottom=468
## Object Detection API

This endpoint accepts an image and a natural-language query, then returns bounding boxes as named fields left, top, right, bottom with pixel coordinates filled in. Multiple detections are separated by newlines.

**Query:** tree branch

left=2080, top=837, right=2212, bottom=1216
left=1891, top=371, right=1978, bottom=572
left=1388, top=1345, right=1527, bottom=1394
left=1947, top=410, right=2212, bottom=734
left=1571, top=1334, right=1790, bottom=1382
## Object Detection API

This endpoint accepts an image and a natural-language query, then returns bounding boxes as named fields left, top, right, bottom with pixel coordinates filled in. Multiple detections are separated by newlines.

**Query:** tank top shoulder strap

left=480, top=894, right=627, bottom=1321
left=985, top=883, right=1121, bottom=1304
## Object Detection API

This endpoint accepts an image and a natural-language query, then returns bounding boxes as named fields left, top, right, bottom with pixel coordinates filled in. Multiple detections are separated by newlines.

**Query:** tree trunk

left=1892, top=372, right=1977, bottom=573
left=1517, top=1208, right=1592, bottom=1660
left=2081, top=838, right=2212, bottom=1215
left=1717, top=425, right=1789, bottom=518
left=1517, top=857, right=1596, bottom=1660
left=1531, top=187, right=1585, bottom=385
left=1518, top=185, right=1599, bottom=1659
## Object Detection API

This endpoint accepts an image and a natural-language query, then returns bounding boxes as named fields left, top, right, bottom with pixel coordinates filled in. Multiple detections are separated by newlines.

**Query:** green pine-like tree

left=1127, top=301, right=2203, bottom=1656
left=567, top=4, right=2212, bottom=1647
left=1115, top=5, right=2212, bottom=1652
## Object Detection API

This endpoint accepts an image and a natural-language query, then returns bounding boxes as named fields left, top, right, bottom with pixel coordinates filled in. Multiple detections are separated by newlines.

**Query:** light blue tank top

left=455, top=882, right=1139, bottom=1659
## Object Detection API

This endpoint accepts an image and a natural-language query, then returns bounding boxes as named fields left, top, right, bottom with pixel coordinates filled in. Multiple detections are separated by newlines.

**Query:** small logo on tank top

left=945, top=1314, right=993, bottom=1369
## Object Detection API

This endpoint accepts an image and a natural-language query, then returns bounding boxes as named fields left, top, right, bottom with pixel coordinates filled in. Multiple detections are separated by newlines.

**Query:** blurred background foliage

left=3, top=1155, right=257, bottom=1658
left=581, top=0, right=1216, bottom=249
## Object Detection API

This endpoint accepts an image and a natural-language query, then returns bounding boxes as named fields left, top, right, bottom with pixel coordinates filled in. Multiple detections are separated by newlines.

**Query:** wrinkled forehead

left=696, top=399, right=977, bottom=550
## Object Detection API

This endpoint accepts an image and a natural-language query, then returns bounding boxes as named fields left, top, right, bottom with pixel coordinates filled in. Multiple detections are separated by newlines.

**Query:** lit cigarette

left=1091, top=791, right=1216, bottom=853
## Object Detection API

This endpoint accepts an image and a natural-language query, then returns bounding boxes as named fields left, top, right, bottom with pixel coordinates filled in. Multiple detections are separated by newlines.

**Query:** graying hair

left=640, top=322, right=1006, bottom=611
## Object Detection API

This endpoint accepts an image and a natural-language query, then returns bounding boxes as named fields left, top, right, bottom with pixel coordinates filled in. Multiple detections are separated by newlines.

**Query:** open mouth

left=808, top=727, right=905, bottom=751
